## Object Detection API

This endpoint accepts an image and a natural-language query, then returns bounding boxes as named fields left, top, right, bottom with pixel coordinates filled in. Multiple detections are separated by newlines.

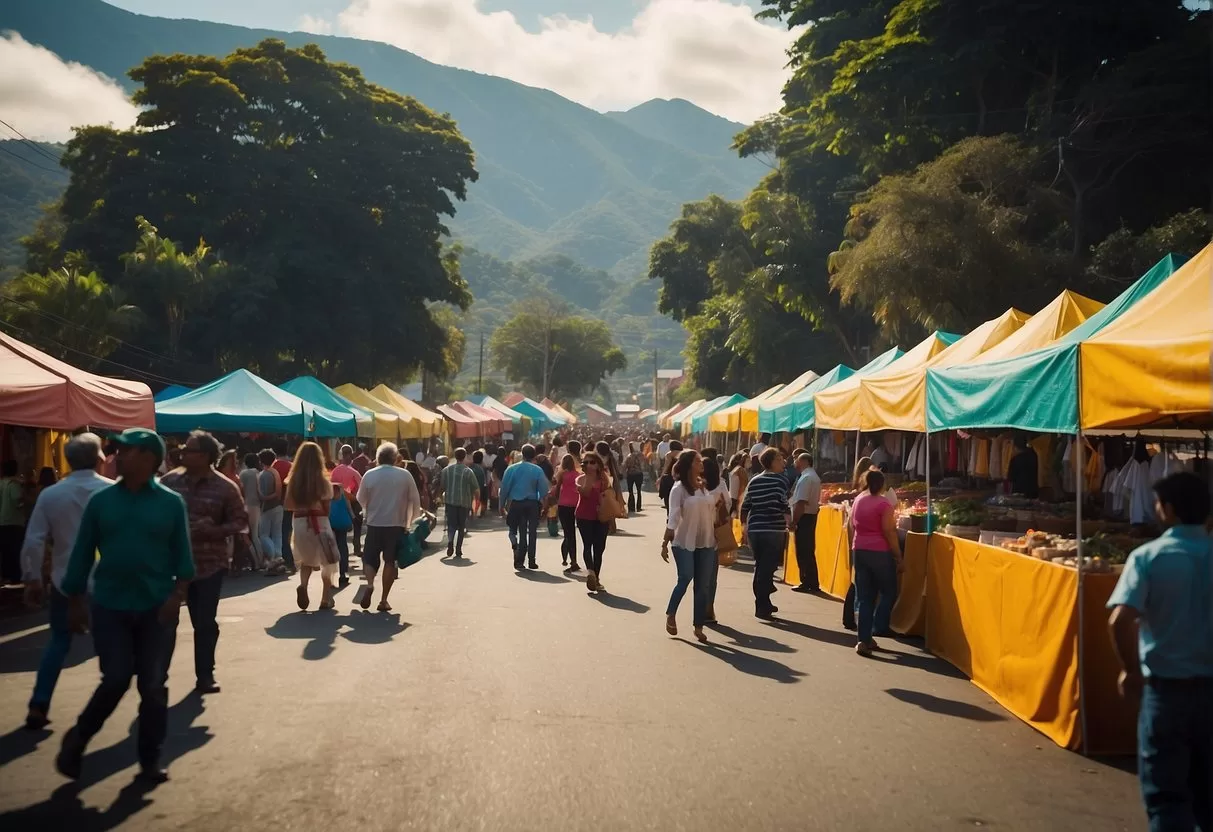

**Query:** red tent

left=437, top=404, right=484, bottom=439
left=452, top=401, right=509, bottom=435
left=0, top=331, right=154, bottom=430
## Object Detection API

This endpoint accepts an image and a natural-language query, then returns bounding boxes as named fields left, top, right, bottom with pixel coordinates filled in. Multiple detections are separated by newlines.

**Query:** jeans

left=508, top=500, right=540, bottom=564
left=626, top=473, right=644, bottom=512
left=794, top=513, right=820, bottom=590
left=184, top=569, right=225, bottom=685
left=749, top=531, right=785, bottom=614
left=558, top=505, right=578, bottom=564
left=259, top=505, right=283, bottom=559
left=244, top=504, right=263, bottom=563
left=29, top=586, right=74, bottom=712
left=446, top=504, right=470, bottom=553
left=281, top=509, right=295, bottom=569
left=853, top=548, right=898, bottom=643
left=666, top=546, right=716, bottom=627
left=333, top=527, right=351, bottom=579
left=1138, top=676, right=1212, bottom=832
left=577, top=518, right=607, bottom=576
left=74, top=602, right=176, bottom=768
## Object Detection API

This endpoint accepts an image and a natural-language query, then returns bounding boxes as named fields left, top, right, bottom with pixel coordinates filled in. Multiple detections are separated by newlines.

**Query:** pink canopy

left=452, top=401, right=509, bottom=435
left=437, top=404, right=484, bottom=439
left=0, top=331, right=154, bottom=430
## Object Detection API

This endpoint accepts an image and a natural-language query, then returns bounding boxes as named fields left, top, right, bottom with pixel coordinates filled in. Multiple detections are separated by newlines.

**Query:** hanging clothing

left=1028, top=435, right=1054, bottom=490
left=1121, top=460, right=1154, bottom=525
left=1103, top=467, right=1122, bottom=517
left=975, top=439, right=991, bottom=479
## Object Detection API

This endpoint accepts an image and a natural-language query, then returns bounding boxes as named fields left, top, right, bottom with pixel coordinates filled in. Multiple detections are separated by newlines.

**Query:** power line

left=0, top=143, right=67, bottom=177
left=0, top=318, right=196, bottom=387
left=0, top=118, right=65, bottom=164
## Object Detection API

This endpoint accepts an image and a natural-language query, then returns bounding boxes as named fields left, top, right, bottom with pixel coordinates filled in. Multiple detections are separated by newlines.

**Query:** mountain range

left=1, top=0, right=765, bottom=278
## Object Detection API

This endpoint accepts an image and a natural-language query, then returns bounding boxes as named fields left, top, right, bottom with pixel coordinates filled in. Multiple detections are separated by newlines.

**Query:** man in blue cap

left=56, top=428, right=195, bottom=784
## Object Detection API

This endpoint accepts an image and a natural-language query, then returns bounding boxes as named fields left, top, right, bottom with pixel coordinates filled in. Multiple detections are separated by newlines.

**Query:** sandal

left=377, top=601, right=392, bottom=612
left=296, top=585, right=309, bottom=610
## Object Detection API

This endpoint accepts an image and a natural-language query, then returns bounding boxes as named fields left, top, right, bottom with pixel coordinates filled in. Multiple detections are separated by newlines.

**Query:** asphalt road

left=0, top=504, right=1143, bottom=831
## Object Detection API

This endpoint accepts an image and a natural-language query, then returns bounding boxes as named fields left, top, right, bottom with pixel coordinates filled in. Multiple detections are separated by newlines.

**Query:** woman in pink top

left=576, top=451, right=610, bottom=593
left=849, top=468, right=903, bottom=656
left=555, top=453, right=582, bottom=571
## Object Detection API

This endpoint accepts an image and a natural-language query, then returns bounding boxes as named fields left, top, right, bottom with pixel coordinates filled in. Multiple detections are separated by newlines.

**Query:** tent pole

left=1076, top=429, right=1089, bottom=756
left=925, top=431, right=932, bottom=534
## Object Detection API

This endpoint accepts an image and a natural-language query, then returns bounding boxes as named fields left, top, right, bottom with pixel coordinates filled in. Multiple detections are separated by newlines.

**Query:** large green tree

left=490, top=301, right=627, bottom=400
left=26, top=39, right=478, bottom=385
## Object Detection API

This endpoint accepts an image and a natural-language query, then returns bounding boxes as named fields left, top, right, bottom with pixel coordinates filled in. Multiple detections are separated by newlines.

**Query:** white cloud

left=0, top=32, right=140, bottom=142
left=332, top=0, right=797, bottom=123
left=296, top=14, right=335, bottom=35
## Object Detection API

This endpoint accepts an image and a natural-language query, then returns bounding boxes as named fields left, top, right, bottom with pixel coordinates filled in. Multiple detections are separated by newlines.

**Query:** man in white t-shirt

left=656, top=434, right=671, bottom=463
left=357, top=442, right=421, bottom=613
left=790, top=451, right=822, bottom=593
left=749, top=433, right=771, bottom=474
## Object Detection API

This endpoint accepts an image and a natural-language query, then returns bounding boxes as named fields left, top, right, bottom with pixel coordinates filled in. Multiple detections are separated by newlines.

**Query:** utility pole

left=652, top=349, right=659, bottom=412
left=477, top=331, right=484, bottom=396
left=541, top=324, right=550, bottom=400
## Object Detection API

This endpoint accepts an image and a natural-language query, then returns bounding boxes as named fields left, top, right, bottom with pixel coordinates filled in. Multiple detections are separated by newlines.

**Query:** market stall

left=500, top=395, right=565, bottom=433
left=706, top=385, right=783, bottom=434
left=281, top=376, right=382, bottom=439
left=466, top=394, right=532, bottom=437
left=541, top=398, right=578, bottom=425
left=451, top=401, right=510, bottom=436
left=689, top=393, right=746, bottom=435
left=369, top=384, right=444, bottom=439
left=437, top=404, right=484, bottom=439
left=153, top=384, right=192, bottom=402
left=758, top=363, right=857, bottom=435
left=332, top=384, right=403, bottom=440
left=156, top=369, right=355, bottom=436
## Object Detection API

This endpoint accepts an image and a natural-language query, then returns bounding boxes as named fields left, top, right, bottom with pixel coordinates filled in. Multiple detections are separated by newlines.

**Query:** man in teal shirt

left=56, top=428, right=194, bottom=784
left=1107, top=471, right=1212, bottom=832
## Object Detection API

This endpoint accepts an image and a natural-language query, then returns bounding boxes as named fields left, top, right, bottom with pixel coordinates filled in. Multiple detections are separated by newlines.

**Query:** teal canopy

left=153, top=384, right=191, bottom=402
left=758, top=364, right=855, bottom=434
left=691, top=393, right=746, bottom=434
left=926, top=254, right=1185, bottom=433
left=508, top=397, right=566, bottom=433
left=156, top=369, right=357, bottom=437
left=281, top=376, right=377, bottom=437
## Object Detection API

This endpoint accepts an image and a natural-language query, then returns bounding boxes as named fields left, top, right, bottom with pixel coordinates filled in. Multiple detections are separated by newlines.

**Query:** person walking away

left=440, top=448, right=478, bottom=558
left=284, top=442, right=341, bottom=610
left=850, top=469, right=902, bottom=656
left=500, top=444, right=549, bottom=571
left=791, top=452, right=822, bottom=594
left=216, top=450, right=252, bottom=573
left=351, top=443, right=372, bottom=476
left=330, top=444, right=363, bottom=567
left=624, top=443, right=645, bottom=513
left=575, top=451, right=612, bottom=591
left=727, top=452, right=750, bottom=518
left=1107, top=471, right=1212, bottom=832
left=471, top=449, right=488, bottom=518
left=20, top=434, right=113, bottom=730
left=356, top=443, right=421, bottom=612
left=270, top=440, right=295, bottom=572
left=257, top=449, right=286, bottom=572
left=555, top=453, right=582, bottom=570
left=329, top=479, right=355, bottom=587
left=490, top=446, right=508, bottom=512
left=659, top=451, right=677, bottom=513
left=239, top=454, right=266, bottom=570
left=740, top=448, right=790, bottom=620
left=161, top=431, right=248, bottom=694
left=701, top=456, right=731, bottom=624
left=661, top=450, right=721, bottom=643
left=0, top=460, right=27, bottom=584
left=56, top=428, right=194, bottom=783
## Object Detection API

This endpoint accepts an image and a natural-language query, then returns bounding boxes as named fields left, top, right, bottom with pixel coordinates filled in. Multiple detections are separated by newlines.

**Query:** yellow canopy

left=733, top=375, right=820, bottom=433
left=1080, top=243, right=1212, bottom=430
left=858, top=309, right=1031, bottom=432
left=369, top=384, right=445, bottom=439
left=815, top=332, right=958, bottom=431
left=332, top=384, right=401, bottom=440
left=707, top=384, right=785, bottom=433
left=970, top=291, right=1104, bottom=364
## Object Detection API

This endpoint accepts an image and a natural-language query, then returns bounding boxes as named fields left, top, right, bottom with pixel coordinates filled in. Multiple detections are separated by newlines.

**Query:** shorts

left=362, top=525, right=404, bottom=571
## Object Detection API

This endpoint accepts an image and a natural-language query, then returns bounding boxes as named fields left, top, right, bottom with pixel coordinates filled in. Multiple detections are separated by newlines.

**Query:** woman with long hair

left=284, top=441, right=340, bottom=611
left=661, top=450, right=725, bottom=642
left=576, top=450, right=611, bottom=592
left=217, top=450, right=240, bottom=485
left=555, top=452, right=582, bottom=570
left=701, top=456, right=731, bottom=624
left=623, top=442, right=645, bottom=513
left=658, top=451, right=678, bottom=513
left=596, top=440, right=624, bottom=534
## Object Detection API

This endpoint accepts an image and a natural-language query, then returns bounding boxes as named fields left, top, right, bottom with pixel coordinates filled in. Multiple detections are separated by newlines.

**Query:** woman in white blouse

left=661, top=450, right=728, bottom=642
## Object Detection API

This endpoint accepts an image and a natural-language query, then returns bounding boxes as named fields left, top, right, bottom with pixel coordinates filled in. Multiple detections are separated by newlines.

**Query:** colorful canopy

left=452, top=401, right=510, bottom=435
left=926, top=254, right=1184, bottom=433
left=156, top=369, right=355, bottom=436
left=0, top=331, right=154, bottom=431
left=370, top=385, right=445, bottom=439
left=1080, top=244, right=1211, bottom=430
left=281, top=376, right=382, bottom=439
left=969, top=291, right=1104, bottom=364
left=815, top=332, right=962, bottom=431
left=154, top=385, right=191, bottom=402
left=437, top=404, right=481, bottom=438
left=666, top=399, right=704, bottom=430
left=332, top=384, right=403, bottom=439
left=857, top=309, right=1030, bottom=432
left=505, top=396, right=567, bottom=432
left=758, top=364, right=856, bottom=434
left=466, top=394, right=531, bottom=435
left=690, top=393, right=747, bottom=434
left=542, top=398, right=578, bottom=424
left=707, top=384, right=785, bottom=433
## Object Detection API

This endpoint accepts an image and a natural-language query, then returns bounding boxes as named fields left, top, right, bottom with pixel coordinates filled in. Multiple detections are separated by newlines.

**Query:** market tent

left=759, top=364, right=856, bottom=434
left=451, top=401, right=509, bottom=435
left=370, top=385, right=445, bottom=439
left=1080, top=243, right=1211, bottom=430
left=437, top=404, right=482, bottom=438
left=542, top=398, right=578, bottom=424
left=281, top=376, right=382, bottom=439
left=156, top=369, right=355, bottom=436
left=332, top=384, right=403, bottom=439
left=858, top=309, right=1030, bottom=432
left=0, top=331, right=154, bottom=431
left=656, top=403, right=684, bottom=426
left=926, top=253, right=1184, bottom=433
left=967, top=291, right=1104, bottom=364
left=637, top=408, right=658, bottom=421
left=664, top=400, right=701, bottom=430
left=707, top=384, right=785, bottom=433
left=154, top=385, right=191, bottom=403
left=671, top=398, right=710, bottom=430
left=690, top=393, right=746, bottom=434
left=466, top=394, right=532, bottom=435
left=506, top=396, right=567, bottom=432
left=816, top=332, right=962, bottom=431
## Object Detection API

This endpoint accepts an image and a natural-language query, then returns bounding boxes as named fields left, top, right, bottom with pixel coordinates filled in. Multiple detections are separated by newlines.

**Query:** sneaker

left=528, top=560, right=538, bottom=570
left=195, top=679, right=222, bottom=695
left=855, top=640, right=877, bottom=658
left=792, top=584, right=819, bottom=594
left=24, top=707, right=50, bottom=731
left=137, top=765, right=170, bottom=784
left=55, top=727, right=85, bottom=779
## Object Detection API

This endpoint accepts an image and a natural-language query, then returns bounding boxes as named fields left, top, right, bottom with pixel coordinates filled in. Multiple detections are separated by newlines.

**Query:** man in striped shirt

left=440, top=448, right=479, bottom=559
left=741, top=447, right=791, bottom=619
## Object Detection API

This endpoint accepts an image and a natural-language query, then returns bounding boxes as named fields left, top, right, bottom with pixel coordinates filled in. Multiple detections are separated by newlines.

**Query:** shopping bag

left=598, top=487, right=624, bottom=523
left=714, top=522, right=739, bottom=555
left=395, top=531, right=423, bottom=570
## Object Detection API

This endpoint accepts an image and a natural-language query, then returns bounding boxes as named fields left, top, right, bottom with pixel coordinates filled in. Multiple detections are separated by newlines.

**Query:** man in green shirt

left=56, top=428, right=195, bottom=784
left=439, top=447, right=478, bottom=559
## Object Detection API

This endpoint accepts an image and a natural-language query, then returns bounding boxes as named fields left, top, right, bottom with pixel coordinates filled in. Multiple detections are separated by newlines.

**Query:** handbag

left=597, top=485, right=623, bottom=523
left=714, top=496, right=738, bottom=564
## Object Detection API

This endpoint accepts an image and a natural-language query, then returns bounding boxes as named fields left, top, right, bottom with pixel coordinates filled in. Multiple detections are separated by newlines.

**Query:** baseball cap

left=109, top=428, right=166, bottom=466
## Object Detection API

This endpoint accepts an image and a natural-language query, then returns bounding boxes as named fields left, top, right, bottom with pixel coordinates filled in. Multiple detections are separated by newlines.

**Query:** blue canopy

left=154, top=384, right=191, bottom=402
left=156, top=369, right=357, bottom=437
left=757, top=364, right=856, bottom=434
left=508, top=396, right=566, bottom=433
left=280, top=376, right=377, bottom=438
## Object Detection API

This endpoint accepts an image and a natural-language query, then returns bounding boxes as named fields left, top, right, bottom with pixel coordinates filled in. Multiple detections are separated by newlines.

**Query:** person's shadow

left=683, top=640, right=805, bottom=684
left=440, top=557, right=477, bottom=568
left=516, top=570, right=571, bottom=584
left=706, top=623, right=796, bottom=654
left=265, top=610, right=409, bottom=659
left=590, top=591, right=650, bottom=613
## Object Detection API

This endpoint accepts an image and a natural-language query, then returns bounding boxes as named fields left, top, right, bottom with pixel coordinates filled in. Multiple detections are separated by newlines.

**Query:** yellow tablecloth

left=890, top=532, right=928, bottom=637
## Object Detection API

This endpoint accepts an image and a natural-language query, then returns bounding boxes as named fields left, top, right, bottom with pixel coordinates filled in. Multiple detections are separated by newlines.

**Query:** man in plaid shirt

left=439, top=447, right=479, bottom=559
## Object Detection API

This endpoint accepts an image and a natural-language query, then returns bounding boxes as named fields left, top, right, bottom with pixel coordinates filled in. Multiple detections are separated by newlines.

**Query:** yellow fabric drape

left=889, top=532, right=928, bottom=636
left=925, top=535, right=1081, bottom=749
left=816, top=332, right=954, bottom=430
